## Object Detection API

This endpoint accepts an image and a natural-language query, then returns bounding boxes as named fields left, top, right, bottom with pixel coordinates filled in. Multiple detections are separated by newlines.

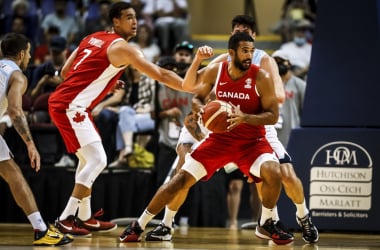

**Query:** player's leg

left=0, top=140, right=73, bottom=246
left=280, top=161, right=319, bottom=243
left=226, top=175, right=244, bottom=229
left=249, top=152, right=294, bottom=245
left=120, top=156, right=205, bottom=242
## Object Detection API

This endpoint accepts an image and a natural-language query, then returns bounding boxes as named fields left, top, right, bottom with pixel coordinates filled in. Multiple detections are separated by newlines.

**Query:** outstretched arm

left=109, top=41, right=186, bottom=92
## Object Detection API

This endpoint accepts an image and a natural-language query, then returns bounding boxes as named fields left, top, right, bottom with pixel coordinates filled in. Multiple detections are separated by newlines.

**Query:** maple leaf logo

left=72, top=112, right=86, bottom=123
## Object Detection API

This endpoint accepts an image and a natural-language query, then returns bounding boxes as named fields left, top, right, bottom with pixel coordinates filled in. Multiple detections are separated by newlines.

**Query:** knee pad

left=76, top=142, right=107, bottom=188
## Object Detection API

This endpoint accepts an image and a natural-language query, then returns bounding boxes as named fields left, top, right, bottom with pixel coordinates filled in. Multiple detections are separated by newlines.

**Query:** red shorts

left=49, top=105, right=101, bottom=153
left=190, top=133, right=277, bottom=182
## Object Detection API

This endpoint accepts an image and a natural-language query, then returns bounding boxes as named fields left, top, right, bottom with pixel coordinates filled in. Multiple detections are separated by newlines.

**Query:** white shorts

left=0, top=135, right=12, bottom=161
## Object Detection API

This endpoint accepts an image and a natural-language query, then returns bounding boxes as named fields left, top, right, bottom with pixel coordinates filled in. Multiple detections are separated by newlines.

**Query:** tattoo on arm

left=12, top=115, right=33, bottom=143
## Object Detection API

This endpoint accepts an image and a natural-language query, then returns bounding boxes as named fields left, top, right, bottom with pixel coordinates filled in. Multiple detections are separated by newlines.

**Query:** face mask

left=294, top=37, right=307, bottom=46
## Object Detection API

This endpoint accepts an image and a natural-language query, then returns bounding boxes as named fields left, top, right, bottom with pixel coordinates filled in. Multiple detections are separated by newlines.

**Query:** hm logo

left=311, top=141, right=372, bottom=168
left=325, top=147, right=358, bottom=165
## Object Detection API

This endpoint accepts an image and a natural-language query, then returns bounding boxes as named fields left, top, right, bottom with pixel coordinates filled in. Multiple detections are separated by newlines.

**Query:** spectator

left=84, top=0, right=112, bottom=36
left=40, top=0, right=80, bottom=49
left=3, top=0, right=39, bottom=43
left=154, top=53, right=193, bottom=188
left=144, top=0, right=190, bottom=55
left=28, top=35, right=67, bottom=100
left=33, top=26, right=60, bottom=66
left=279, top=19, right=313, bottom=80
left=271, top=0, right=317, bottom=42
left=108, top=66, right=156, bottom=168
left=272, top=49, right=306, bottom=147
left=130, top=23, right=161, bottom=63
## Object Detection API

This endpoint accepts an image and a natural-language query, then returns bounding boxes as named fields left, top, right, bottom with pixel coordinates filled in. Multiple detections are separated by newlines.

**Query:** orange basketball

left=201, top=100, right=233, bottom=133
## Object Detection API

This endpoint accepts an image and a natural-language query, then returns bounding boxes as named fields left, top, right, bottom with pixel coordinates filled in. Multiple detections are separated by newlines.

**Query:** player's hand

left=195, top=46, right=214, bottom=60
left=227, top=103, right=245, bottom=131
left=27, top=143, right=41, bottom=172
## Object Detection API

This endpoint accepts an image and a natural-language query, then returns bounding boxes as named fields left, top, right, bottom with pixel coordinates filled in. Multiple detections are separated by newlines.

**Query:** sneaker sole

left=120, top=234, right=142, bottom=242
left=255, top=227, right=294, bottom=245
left=145, top=234, right=172, bottom=241
left=86, top=224, right=118, bottom=233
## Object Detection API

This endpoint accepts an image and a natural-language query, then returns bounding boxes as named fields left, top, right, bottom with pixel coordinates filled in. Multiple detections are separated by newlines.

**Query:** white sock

left=137, top=209, right=155, bottom=230
left=28, top=211, right=47, bottom=231
left=162, top=206, right=177, bottom=228
left=260, top=205, right=273, bottom=226
left=272, top=205, right=280, bottom=222
left=295, top=199, right=309, bottom=219
left=78, top=196, right=92, bottom=221
left=59, top=197, right=81, bottom=221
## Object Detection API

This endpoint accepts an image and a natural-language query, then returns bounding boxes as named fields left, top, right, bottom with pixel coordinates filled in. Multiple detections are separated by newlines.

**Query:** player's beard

left=233, top=57, right=251, bottom=71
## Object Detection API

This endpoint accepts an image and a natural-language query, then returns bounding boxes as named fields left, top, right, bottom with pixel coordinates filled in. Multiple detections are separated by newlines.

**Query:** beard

left=233, top=57, right=251, bottom=71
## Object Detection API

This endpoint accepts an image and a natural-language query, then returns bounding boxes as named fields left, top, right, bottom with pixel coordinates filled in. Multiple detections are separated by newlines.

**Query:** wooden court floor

left=0, top=223, right=379, bottom=250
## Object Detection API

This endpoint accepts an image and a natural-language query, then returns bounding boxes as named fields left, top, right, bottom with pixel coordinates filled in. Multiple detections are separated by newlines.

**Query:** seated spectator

left=84, top=0, right=112, bottom=36
left=33, top=26, right=60, bottom=66
left=144, top=0, right=190, bottom=55
left=130, top=23, right=161, bottom=63
left=3, top=0, right=39, bottom=43
left=28, top=35, right=67, bottom=100
left=271, top=0, right=317, bottom=42
left=279, top=19, right=313, bottom=80
left=40, top=0, right=80, bottom=50
left=108, top=66, right=156, bottom=168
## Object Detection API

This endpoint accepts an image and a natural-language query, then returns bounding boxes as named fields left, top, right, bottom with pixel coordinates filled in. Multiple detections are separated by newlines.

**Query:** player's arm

left=182, top=46, right=214, bottom=92
left=61, top=48, right=78, bottom=79
left=208, top=52, right=228, bottom=64
left=253, top=69, right=279, bottom=125
left=189, top=63, right=219, bottom=114
left=260, top=55, right=285, bottom=104
left=109, top=41, right=185, bottom=92
left=229, top=69, right=278, bottom=128
left=7, top=71, right=41, bottom=171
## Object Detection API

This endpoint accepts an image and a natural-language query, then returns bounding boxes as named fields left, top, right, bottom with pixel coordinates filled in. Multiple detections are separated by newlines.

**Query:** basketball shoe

left=297, top=214, right=319, bottom=243
left=55, top=215, right=91, bottom=237
left=145, top=223, right=173, bottom=241
left=33, top=224, right=74, bottom=246
left=79, top=208, right=117, bottom=232
left=119, top=221, right=144, bottom=242
left=255, top=217, right=294, bottom=245
left=275, top=220, right=294, bottom=237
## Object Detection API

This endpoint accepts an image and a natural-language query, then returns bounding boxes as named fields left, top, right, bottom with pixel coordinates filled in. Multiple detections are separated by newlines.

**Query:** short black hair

left=231, top=15, right=257, bottom=33
left=1, top=32, right=29, bottom=58
left=228, top=32, right=254, bottom=51
left=109, top=2, right=133, bottom=23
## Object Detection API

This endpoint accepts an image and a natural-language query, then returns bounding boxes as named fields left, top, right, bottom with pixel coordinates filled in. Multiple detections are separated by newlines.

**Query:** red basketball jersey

left=49, top=31, right=126, bottom=111
left=212, top=61, right=265, bottom=139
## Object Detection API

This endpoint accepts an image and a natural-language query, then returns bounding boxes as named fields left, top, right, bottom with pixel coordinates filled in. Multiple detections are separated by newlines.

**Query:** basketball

left=201, top=100, right=233, bottom=133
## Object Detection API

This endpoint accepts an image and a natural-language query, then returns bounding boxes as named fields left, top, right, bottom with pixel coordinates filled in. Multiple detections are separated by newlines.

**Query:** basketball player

left=0, top=33, right=73, bottom=246
left=120, top=32, right=294, bottom=245
left=49, top=2, right=184, bottom=236
left=182, top=14, right=319, bottom=244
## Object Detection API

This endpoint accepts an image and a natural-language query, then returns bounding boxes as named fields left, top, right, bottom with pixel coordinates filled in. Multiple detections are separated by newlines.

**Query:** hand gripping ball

left=201, top=100, right=233, bottom=133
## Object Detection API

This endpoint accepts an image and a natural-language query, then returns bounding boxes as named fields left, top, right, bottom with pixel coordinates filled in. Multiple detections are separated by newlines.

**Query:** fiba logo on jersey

left=244, top=78, right=252, bottom=89
left=308, top=141, right=372, bottom=217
